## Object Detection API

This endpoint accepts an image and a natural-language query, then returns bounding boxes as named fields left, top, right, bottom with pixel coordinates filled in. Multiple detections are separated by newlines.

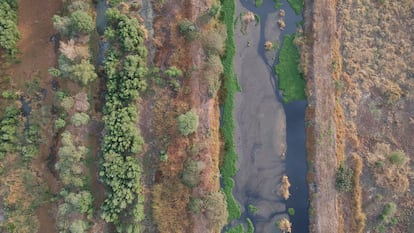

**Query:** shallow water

left=233, top=0, right=308, bottom=232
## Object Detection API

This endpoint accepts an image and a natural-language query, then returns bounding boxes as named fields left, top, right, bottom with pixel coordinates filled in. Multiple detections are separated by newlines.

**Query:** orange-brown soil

left=5, top=0, right=63, bottom=232
left=143, top=0, right=221, bottom=232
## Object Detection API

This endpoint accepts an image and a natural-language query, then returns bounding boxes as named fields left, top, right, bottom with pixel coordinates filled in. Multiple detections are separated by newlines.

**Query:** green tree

left=71, top=113, right=90, bottom=127
left=178, top=110, right=199, bottom=136
left=69, top=219, right=89, bottom=233
left=0, top=2, right=20, bottom=54
left=69, top=60, right=97, bottom=85
left=53, top=15, right=71, bottom=36
left=61, top=96, right=74, bottom=112
left=70, top=10, right=94, bottom=34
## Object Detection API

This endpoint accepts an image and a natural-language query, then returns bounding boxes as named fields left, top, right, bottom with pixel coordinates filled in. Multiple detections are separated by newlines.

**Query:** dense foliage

left=177, top=110, right=199, bottom=136
left=100, top=8, right=148, bottom=232
left=0, top=106, right=20, bottom=159
left=275, top=34, right=306, bottom=103
left=0, top=1, right=20, bottom=55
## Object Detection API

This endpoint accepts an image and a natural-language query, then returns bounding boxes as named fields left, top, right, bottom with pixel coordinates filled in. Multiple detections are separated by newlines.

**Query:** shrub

left=288, top=207, right=295, bottom=216
left=177, top=110, right=199, bottom=136
left=68, top=60, right=97, bottom=85
left=202, top=29, right=226, bottom=55
left=61, top=96, right=74, bottom=112
left=181, top=160, right=204, bottom=188
left=53, top=15, right=72, bottom=36
left=48, top=67, right=62, bottom=77
left=335, top=164, right=353, bottom=192
left=278, top=218, right=292, bottom=233
left=379, top=202, right=397, bottom=223
left=55, top=118, right=66, bottom=130
left=0, top=2, right=20, bottom=54
left=178, top=19, right=198, bottom=40
left=2, top=90, right=19, bottom=99
left=70, top=10, right=94, bottom=34
left=188, top=197, right=203, bottom=214
left=165, top=66, right=183, bottom=77
left=71, top=112, right=90, bottom=127
left=203, top=191, right=228, bottom=231
left=69, top=219, right=89, bottom=233
left=388, top=150, right=406, bottom=165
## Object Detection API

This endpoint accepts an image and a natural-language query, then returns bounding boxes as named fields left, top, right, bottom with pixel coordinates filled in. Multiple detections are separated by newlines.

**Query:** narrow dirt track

left=308, top=0, right=339, bottom=232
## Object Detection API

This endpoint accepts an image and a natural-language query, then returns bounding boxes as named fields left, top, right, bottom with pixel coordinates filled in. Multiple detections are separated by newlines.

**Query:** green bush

left=68, top=60, right=97, bottom=85
left=288, top=207, right=295, bottom=216
left=70, top=10, right=94, bottom=34
left=178, top=110, right=199, bottom=136
left=335, top=164, right=353, bottom=192
left=53, top=15, right=72, bottom=36
left=165, top=66, right=183, bottom=77
left=61, top=96, right=74, bottom=112
left=48, top=67, right=62, bottom=77
left=0, top=2, right=20, bottom=54
left=71, top=112, right=90, bottom=127
left=379, top=202, right=397, bottom=223
left=178, top=19, right=199, bottom=41
left=69, top=220, right=89, bottom=233
left=388, top=151, right=406, bottom=165
left=55, top=118, right=66, bottom=130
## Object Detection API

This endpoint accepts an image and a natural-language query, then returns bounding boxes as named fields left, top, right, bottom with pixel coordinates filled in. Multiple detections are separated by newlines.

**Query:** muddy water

left=233, top=0, right=308, bottom=232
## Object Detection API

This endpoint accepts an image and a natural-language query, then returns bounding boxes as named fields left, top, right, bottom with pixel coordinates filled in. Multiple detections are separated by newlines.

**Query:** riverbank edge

left=219, top=0, right=242, bottom=223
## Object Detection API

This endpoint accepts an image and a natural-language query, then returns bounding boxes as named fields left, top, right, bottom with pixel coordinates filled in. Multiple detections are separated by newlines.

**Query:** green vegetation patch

left=220, top=0, right=242, bottom=222
left=275, top=34, right=306, bottom=103
left=0, top=1, right=20, bottom=56
left=254, top=0, right=263, bottom=7
left=287, top=0, right=304, bottom=15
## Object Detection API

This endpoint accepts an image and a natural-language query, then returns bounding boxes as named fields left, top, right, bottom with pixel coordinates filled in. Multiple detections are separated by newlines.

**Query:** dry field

left=307, top=0, right=414, bottom=232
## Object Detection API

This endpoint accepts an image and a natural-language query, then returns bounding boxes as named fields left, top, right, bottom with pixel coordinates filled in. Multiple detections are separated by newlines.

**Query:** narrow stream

left=233, top=0, right=308, bottom=232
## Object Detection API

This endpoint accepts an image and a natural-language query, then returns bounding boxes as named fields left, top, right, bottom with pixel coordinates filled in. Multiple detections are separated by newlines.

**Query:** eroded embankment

left=304, top=0, right=340, bottom=232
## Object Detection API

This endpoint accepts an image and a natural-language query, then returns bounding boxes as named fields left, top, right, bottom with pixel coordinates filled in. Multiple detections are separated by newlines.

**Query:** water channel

left=233, top=0, right=309, bottom=232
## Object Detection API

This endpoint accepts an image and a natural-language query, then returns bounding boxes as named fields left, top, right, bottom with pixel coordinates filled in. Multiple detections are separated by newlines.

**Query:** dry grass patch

left=366, top=143, right=411, bottom=193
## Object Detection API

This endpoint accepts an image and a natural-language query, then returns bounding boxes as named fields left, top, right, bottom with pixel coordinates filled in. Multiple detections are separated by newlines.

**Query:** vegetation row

left=51, top=1, right=97, bottom=232
left=0, top=0, right=20, bottom=56
left=100, top=7, right=147, bottom=233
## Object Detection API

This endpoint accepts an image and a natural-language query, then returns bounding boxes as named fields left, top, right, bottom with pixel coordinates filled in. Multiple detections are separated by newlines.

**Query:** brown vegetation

left=148, top=0, right=224, bottom=232
left=279, top=218, right=292, bottom=233
left=278, top=175, right=291, bottom=200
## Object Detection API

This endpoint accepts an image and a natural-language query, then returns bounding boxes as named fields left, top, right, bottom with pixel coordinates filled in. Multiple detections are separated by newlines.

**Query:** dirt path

left=306, top=0, right=339, bottom=232
left=9, top=0, right=63, bottom=232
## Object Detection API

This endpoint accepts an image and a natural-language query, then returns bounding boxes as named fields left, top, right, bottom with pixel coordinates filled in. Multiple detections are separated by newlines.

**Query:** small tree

left=178, top=110, right=199, bottom=136
left=61, top=96, right=74, bottom=112
left=178, top=19, right=198, bottom=41
left=70, top=10, right=94, bottom=34
left=69, top=60, right=97, bottom=85
left=71, top=112, right=90, bottom=127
